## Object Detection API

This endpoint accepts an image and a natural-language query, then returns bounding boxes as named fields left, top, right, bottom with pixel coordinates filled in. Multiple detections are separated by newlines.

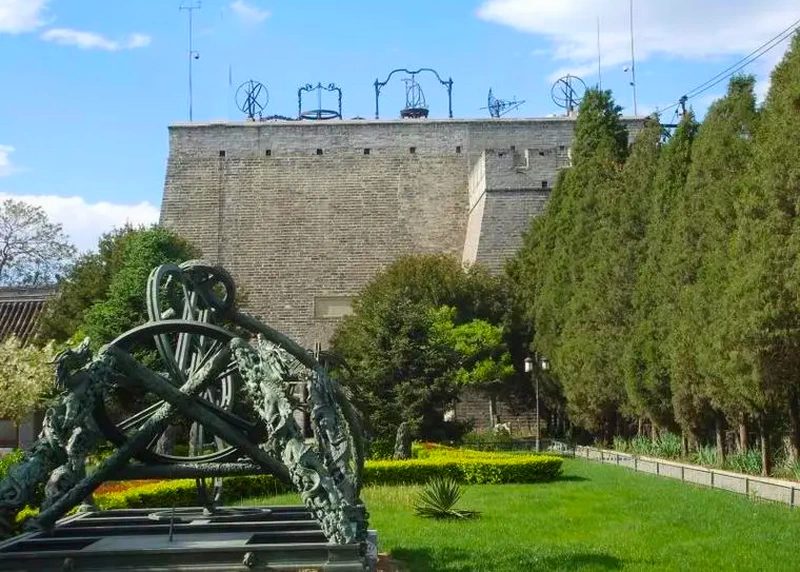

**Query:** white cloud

left=41, top=28, right=151, bottom=51
left=230, top=1, right=270, bottom=23
left=477, top=0, right=797, bottom=89
left=127, top=33, right=152, bottom=49
left=0, top=0, right=49, bottom=34
left=0, top=145, right=16, bottom=177
left=0, top=193, right=160, bottom=252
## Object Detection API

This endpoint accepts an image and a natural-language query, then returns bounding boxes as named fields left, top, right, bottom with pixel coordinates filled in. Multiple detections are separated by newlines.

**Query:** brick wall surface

left=161, top=117, right=644, bottom=347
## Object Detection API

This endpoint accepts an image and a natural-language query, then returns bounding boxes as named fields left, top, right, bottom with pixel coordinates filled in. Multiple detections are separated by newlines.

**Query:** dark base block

left=0, top=506, right=369, bottom=571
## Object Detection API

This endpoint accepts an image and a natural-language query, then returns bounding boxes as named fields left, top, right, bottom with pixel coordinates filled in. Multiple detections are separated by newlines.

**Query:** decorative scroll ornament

left=0, top=260, right=368, bottom=547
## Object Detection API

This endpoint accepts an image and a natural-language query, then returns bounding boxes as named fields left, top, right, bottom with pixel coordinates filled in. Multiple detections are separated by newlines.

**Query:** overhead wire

left=659, top=17, right=800, bottom=118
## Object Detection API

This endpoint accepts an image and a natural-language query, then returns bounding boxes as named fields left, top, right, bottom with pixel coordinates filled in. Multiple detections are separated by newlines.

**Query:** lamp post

left=524, top=355, right=550, bottom=452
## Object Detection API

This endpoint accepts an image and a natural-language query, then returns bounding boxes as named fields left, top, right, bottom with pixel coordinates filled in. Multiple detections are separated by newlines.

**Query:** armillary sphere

left=551, top=74, right=587, bottom=112
left=236, top=79, right=269, bottom=120
left=92, top=260, right=364, bottom=506
left=0, top=259, right=368, bottom=545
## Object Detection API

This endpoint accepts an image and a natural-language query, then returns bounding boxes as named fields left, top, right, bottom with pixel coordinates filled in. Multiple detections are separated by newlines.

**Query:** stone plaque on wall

left=314, top=296, right=354, bottom=319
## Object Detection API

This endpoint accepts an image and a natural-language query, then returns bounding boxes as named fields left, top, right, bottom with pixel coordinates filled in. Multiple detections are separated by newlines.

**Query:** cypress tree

left=534, top=89, right=630, bottom=436
left=723, top=33, right=800, bottom=471
left=625, top=112, right=698, bottom=435
left=667, top=77, right=759, bottom=456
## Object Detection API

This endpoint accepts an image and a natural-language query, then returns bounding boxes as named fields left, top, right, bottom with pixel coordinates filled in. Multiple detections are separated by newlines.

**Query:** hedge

left=412, top=442, right=542, bottom=461
left=96, top=475, right=290, bottom=510
left=9, top=453, right=563, bottom=527
left=365, top=456, right=563, bottom=485
left=94, top=456, right=561, bottom=509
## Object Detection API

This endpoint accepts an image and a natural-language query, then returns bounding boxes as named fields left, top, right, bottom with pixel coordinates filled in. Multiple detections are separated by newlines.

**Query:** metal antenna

left=597, top=16, right=602, bottom=90
left=629, top=0, right=638, bottom=116
left=179, top=1, right=202, bottom=122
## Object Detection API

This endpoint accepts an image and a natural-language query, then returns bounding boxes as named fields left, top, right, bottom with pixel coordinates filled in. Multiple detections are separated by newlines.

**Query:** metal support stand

left=373, top=68, right=453, bottom=119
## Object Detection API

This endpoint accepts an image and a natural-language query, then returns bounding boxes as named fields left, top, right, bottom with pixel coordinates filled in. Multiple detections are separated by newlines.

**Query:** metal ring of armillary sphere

left=92, top=320, right=247, bottom=464
left=300, top=109, right=341, bottom=120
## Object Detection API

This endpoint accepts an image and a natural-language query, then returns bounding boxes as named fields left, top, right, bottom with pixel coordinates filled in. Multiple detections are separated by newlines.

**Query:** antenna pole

left=629, top=0, right=638, bottom=116
left=597, top=17, right=602, bottom=90
left=180, top=1, right=202, bottom=122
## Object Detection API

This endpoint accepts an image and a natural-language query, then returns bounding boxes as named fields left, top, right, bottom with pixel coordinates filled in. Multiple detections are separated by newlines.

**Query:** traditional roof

left=0, top=286, right=56, bottom=345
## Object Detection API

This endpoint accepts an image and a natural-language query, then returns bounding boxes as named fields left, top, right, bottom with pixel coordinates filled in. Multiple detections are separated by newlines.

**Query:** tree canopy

left=37, top=225, right=198, bottom=346
left=0, top=336, right=57, bottom=425
left=0, top=199, right=75, bottom=286
left=506, top=32, right=800, bottom=474
left=330, top=254, right=525, bottom=444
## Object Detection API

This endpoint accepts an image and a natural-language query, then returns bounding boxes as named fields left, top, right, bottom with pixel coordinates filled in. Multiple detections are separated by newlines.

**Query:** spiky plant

left=654, top=432, right=683, bottom=459
left=413, top=477, right=479, bottom=519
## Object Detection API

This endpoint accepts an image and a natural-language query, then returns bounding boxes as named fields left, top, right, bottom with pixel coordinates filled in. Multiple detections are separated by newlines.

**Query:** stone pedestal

left=0, top=506, right=369, bottom=572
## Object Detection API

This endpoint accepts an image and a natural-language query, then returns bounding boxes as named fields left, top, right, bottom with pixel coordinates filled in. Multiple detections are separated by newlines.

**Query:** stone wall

left=453, top=388, right=539, bottom=435
left=161, top=117, right=644, bottom=347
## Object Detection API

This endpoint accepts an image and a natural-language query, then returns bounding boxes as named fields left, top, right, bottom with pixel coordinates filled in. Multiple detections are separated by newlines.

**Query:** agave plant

left=413, top=477, right=479, bottom=519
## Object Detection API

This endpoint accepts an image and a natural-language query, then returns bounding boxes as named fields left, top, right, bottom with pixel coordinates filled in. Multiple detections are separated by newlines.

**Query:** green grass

left=240, top=458, right=800, bottom=571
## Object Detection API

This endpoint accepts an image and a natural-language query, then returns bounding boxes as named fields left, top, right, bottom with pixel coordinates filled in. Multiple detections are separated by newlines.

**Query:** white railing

left=575, top=445, right=800, bottom=508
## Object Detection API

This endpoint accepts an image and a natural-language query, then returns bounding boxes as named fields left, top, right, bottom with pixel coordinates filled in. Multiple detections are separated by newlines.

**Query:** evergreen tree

left=530, top=89, right=630, bottom=436
left=625, top=113, right=698, bottom=434
left=666, top=77, right=759, bottom=452
left=723, top=34, right=800, bottom=471
left=558, top=116, right=660, bottom=438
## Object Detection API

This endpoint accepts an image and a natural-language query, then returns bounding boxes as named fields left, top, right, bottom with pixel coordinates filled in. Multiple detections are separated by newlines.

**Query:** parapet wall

left=161, top=117, right=643, bottom=347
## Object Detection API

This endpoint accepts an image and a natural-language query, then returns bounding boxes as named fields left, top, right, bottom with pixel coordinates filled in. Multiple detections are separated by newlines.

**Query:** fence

left=575, top=445, right=800, bottom=508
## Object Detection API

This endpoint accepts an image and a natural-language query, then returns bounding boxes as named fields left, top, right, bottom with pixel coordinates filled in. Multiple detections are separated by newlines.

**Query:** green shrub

left=413, top=476, right=479, bottom=519
left=96, top=475, right=291, bottom=510
left=612, top=436, right=629, bottom=453
left=365, top=456, right=562, bottom=485
left=7, top=450, right=562, bottom=524
left=413, top=442, right=548, bottom=461
left=367, top=439, right=395, bottom=460
left=652, top=432, right=682, bottom=459
left=461, top=430, right=514, bottom=451
left=692, top=445, right=721, bottom=468
left=0, top=450, right=24, bottom=481
left=726, top=449, right=762, bottom=476
left=93, top=454, right=561, bottom=509
left=628, top=436, right=653, bottom=456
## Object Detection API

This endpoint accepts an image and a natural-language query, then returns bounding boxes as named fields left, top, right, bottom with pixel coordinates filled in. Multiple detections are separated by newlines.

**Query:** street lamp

left=524, top=355, right=550, bottom=452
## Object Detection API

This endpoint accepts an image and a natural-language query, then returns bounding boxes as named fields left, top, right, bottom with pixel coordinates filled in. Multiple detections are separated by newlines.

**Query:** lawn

left=241, top=458, right=800, bottom=571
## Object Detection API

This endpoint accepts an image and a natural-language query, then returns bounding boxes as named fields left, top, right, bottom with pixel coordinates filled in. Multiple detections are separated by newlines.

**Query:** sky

left=0, top=0, right=797, bottom=253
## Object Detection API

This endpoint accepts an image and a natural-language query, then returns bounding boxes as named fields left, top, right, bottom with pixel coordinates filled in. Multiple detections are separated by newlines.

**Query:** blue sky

left=0, top=0, right=796, bottom=252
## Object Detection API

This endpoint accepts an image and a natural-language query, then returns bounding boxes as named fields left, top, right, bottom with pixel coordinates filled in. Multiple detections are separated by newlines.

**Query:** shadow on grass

left=389, top=547, right=622, bottom=572
left=556, top=474, right=589, bottom=482
left=535, top=552, right=623, bottom=571
left=389, top=547, right=468, bottom=571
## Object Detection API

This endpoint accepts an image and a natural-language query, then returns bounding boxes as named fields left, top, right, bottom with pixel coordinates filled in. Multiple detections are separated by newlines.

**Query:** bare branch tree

left=0, top=199, right=76, bottom=286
